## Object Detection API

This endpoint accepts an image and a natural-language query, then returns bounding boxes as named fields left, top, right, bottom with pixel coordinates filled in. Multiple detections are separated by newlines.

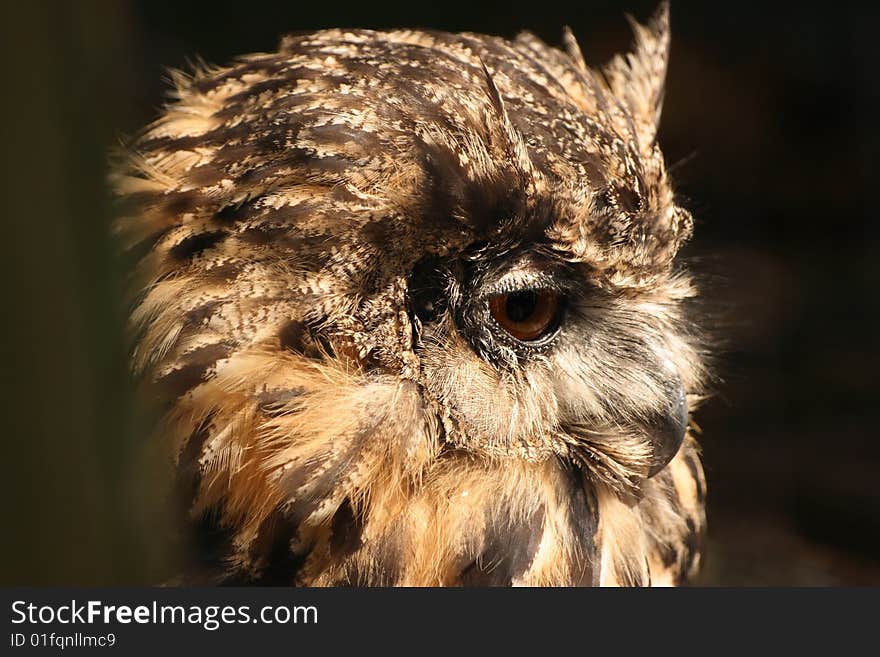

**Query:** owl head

left=114, top=2, right=707, bottom=586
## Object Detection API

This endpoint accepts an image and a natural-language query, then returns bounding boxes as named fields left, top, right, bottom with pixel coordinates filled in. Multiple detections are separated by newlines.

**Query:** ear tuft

left=602, top=1, right=671, bottom=146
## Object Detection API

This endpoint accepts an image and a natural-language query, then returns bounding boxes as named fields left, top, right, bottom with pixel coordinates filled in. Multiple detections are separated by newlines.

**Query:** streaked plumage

left=114, top=1, right=708, bottom=586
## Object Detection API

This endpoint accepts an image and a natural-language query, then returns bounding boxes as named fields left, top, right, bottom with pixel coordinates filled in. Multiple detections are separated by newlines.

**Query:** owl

left=113, top=1, right=708, bottom=586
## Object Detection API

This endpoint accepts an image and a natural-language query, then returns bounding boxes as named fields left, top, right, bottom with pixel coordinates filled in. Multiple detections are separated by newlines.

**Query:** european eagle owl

left=114, top=1, right=708, bottom=586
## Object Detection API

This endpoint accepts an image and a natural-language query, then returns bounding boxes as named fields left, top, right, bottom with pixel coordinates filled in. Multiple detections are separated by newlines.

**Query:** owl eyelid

left=480, top=268, right=565, bottom=298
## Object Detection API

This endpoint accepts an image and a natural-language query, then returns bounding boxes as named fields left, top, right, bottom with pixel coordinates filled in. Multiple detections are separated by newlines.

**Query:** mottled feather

left=114, top=2, right=707, bottom=586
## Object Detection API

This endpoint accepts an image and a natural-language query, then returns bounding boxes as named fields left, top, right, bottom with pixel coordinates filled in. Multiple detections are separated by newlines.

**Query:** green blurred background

left=1, top=0, right=878, bottom=585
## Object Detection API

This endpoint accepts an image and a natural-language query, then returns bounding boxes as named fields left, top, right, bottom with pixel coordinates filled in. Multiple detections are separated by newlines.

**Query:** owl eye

left=488, top=288, right=562, bottom=342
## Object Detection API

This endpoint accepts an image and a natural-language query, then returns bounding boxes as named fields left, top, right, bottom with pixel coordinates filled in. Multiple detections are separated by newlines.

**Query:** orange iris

left=488, top=289, right=560, bottom=342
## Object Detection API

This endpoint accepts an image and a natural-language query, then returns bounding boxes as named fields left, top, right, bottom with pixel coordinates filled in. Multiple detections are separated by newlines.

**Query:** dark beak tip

left=646, top=379, right=688, bottom=478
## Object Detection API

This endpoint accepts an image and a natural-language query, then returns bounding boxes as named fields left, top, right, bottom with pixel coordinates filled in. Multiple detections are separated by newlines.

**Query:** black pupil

left=505, top=290, right=538, bottom=323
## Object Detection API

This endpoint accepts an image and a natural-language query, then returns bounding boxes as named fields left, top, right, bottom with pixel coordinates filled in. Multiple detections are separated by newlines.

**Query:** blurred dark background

left=1, top=0, right=878, bottom=585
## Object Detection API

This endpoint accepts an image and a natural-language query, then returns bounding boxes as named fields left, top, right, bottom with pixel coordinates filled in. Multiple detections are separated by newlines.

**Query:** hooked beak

left=646, top=374, right=689, bottom=477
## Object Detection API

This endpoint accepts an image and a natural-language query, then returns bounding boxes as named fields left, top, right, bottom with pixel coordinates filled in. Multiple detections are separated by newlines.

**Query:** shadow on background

left=1, top=0, right=877, bottom=585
